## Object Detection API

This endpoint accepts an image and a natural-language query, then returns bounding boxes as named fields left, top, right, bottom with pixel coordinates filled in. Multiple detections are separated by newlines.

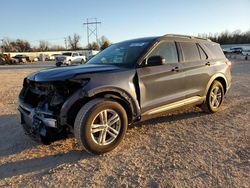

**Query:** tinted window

left=198, top=45, right=208, bottom=60
left=62, top=53, right=72, bottom=56
left=180, top=42, right=200, bottom=62
left=205, top=43, right=225, bottom=59
left=148, top=42, right=178, bottom=64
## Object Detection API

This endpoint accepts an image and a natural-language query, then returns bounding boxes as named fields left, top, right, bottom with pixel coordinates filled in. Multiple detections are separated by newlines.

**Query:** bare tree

left=15, top=39, right=31, bottom=52
left=199, top=29, right=250, bottom=44
left=87, top=42, right=100, bottom=50
left=39, top=40, right=50, bottom=51
left=98, top=36, right=110, bottom=50
left=68, top=33, right=81, bottom=50
left=0, top=38, right=31, bottom=52
left=1, top=38, right=16, bottom=52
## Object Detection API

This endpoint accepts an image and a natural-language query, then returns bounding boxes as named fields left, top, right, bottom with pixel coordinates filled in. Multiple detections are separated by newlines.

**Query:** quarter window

left=148, top=42, right=178, bottom=64
left=204, top=43, right=225, bottom=59
left=180, top=42, right=200, bottom=62
left=198, top=45, right=208, bottom=60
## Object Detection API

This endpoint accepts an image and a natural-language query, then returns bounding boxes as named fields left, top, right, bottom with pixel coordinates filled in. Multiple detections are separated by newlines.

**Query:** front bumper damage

left=17, top=78, right=81, bottom=144
left=18, top=98, right=60, bottom=143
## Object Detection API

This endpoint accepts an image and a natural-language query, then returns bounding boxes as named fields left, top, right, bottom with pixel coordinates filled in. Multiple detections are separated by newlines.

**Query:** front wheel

left=67, top=60, right=72, bottom=66
left=80, top=59, right=85, bottom=64
left=74, top=99, right=128, bottom=154
left=201, top=80, right=224, bottom=113
left=56, top=62, right=62, bottom=67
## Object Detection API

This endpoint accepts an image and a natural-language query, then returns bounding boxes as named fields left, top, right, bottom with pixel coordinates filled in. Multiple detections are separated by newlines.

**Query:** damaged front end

left=18, top=78, right=85, bottom=144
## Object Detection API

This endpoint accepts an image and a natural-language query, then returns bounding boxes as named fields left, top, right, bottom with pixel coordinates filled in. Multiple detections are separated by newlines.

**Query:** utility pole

left=64, top=37, right=68, bottom=50
left=83, top=18, right=101, bottom=47
left=0, top=39, right=3, bottom=54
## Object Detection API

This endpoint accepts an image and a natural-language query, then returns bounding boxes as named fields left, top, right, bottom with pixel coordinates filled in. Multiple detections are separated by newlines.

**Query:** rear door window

left=180, top=42, right=200, bottom=62
left=148, top=41, right=178, bottom=64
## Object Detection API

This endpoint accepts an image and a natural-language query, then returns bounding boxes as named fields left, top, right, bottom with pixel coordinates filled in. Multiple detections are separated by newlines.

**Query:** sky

left=0, top=0, right=250, bottom=47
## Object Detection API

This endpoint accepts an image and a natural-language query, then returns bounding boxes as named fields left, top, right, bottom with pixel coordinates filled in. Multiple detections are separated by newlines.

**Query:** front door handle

left=205, top=62, right=211, bottom=66
left=171, top=66, right=179, bottom=72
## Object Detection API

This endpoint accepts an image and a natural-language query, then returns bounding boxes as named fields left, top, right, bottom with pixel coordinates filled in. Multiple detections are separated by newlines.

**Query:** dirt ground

left=0, top=60, right=249, bottom=187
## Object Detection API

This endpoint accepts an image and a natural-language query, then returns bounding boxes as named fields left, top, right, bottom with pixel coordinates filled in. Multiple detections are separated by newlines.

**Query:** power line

left=83, top=18, right=101, bottom=46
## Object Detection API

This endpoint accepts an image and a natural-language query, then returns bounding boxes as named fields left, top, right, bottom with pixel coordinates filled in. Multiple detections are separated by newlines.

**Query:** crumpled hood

left=27, top=64, right=125, bottom=82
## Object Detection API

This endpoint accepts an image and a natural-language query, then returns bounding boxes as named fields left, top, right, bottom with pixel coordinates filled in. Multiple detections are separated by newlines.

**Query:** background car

left=55, top=52, right=86, bottom=66
left=12, top=54, right=31, bottom=63
left=49, top=54, right=60, bottom=61
left=242, top=49, right=250, bottom=56
left=230, top=47, right=243, bottom=54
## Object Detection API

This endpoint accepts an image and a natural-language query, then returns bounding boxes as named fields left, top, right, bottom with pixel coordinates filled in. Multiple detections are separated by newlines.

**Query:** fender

left=59, top=86, right=141, bottom=125
left=204, top=73, right=229, bottom=97
left=86, top=86, right=141, bottom=119
left=59, top=88, right=86, bottom=125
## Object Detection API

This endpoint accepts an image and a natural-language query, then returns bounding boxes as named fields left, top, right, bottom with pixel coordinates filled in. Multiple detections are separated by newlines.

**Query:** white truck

left=56, top=52, right=86, bottom=66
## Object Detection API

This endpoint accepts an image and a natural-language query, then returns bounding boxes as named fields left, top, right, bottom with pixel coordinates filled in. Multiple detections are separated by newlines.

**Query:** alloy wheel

left=210, top=86, right=222, bottom=108
left=90, top=109, right=121, bottom=146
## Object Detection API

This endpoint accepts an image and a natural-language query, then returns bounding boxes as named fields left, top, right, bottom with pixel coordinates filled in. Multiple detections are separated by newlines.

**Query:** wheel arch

left=59, top=87, right=140, bottom=127
left=86, top=87, right=141, bottom=124
left=205, top=73, right=228, bottom=96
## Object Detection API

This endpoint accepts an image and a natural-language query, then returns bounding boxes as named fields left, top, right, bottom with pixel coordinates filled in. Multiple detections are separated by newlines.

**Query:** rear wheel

left=74, top=99, right=128, bottom=154
left=201, top=80, right=224, bottom=113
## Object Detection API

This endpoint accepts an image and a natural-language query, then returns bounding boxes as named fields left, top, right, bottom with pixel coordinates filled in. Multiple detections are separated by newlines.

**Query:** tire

left=201, top=80, right=224, bottom=113
left=74, top=98, right=128, bottom=154
left=56, top=62, right=62, bottom=67
left=67, top=60, right=72, bottom=66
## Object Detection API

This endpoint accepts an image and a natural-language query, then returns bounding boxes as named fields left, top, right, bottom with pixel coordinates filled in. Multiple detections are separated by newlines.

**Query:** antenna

left=83, top=18, right=101, bottom=47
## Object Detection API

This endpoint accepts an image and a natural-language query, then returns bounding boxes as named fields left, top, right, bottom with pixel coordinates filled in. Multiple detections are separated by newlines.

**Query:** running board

left=143, top=96, right=204, bottom=116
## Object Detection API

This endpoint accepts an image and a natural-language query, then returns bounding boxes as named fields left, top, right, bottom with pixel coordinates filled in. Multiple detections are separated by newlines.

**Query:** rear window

left=180, top=42, right=200, bottom=62
left=204, top=43, right=225, bottom=59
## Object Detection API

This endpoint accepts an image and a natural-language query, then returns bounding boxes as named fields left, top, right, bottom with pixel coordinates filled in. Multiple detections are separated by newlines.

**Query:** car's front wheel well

left=93, top=92, right=133, bottom=125
left=66, top=92, right=133, bottom=127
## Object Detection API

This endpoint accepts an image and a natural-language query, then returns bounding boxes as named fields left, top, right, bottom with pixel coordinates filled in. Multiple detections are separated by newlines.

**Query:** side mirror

left=147, top=56, right=165, bottom=66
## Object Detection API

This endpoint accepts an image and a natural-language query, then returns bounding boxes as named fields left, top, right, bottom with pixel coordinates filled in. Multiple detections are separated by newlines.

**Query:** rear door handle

left=205, top=62, right=211, bottom=66
left=171, top=66, right=179, bottom=72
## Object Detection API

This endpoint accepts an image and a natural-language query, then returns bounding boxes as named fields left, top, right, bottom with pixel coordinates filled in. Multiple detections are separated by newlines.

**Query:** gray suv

left=18, top=34, right=232, bottom=154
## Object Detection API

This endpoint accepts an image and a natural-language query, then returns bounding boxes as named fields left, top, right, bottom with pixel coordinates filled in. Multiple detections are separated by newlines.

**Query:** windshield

left=87, top=41, right=150, bottom=66
left=62, top=52, right=72, bottom=56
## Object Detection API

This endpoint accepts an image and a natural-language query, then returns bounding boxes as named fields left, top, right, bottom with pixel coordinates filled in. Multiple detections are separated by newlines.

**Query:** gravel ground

left=0, top=60, right=249, bottom=187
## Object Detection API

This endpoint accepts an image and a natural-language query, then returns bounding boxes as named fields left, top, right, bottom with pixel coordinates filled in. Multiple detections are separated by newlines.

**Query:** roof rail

left=164, top=34, right=211, bottom=42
